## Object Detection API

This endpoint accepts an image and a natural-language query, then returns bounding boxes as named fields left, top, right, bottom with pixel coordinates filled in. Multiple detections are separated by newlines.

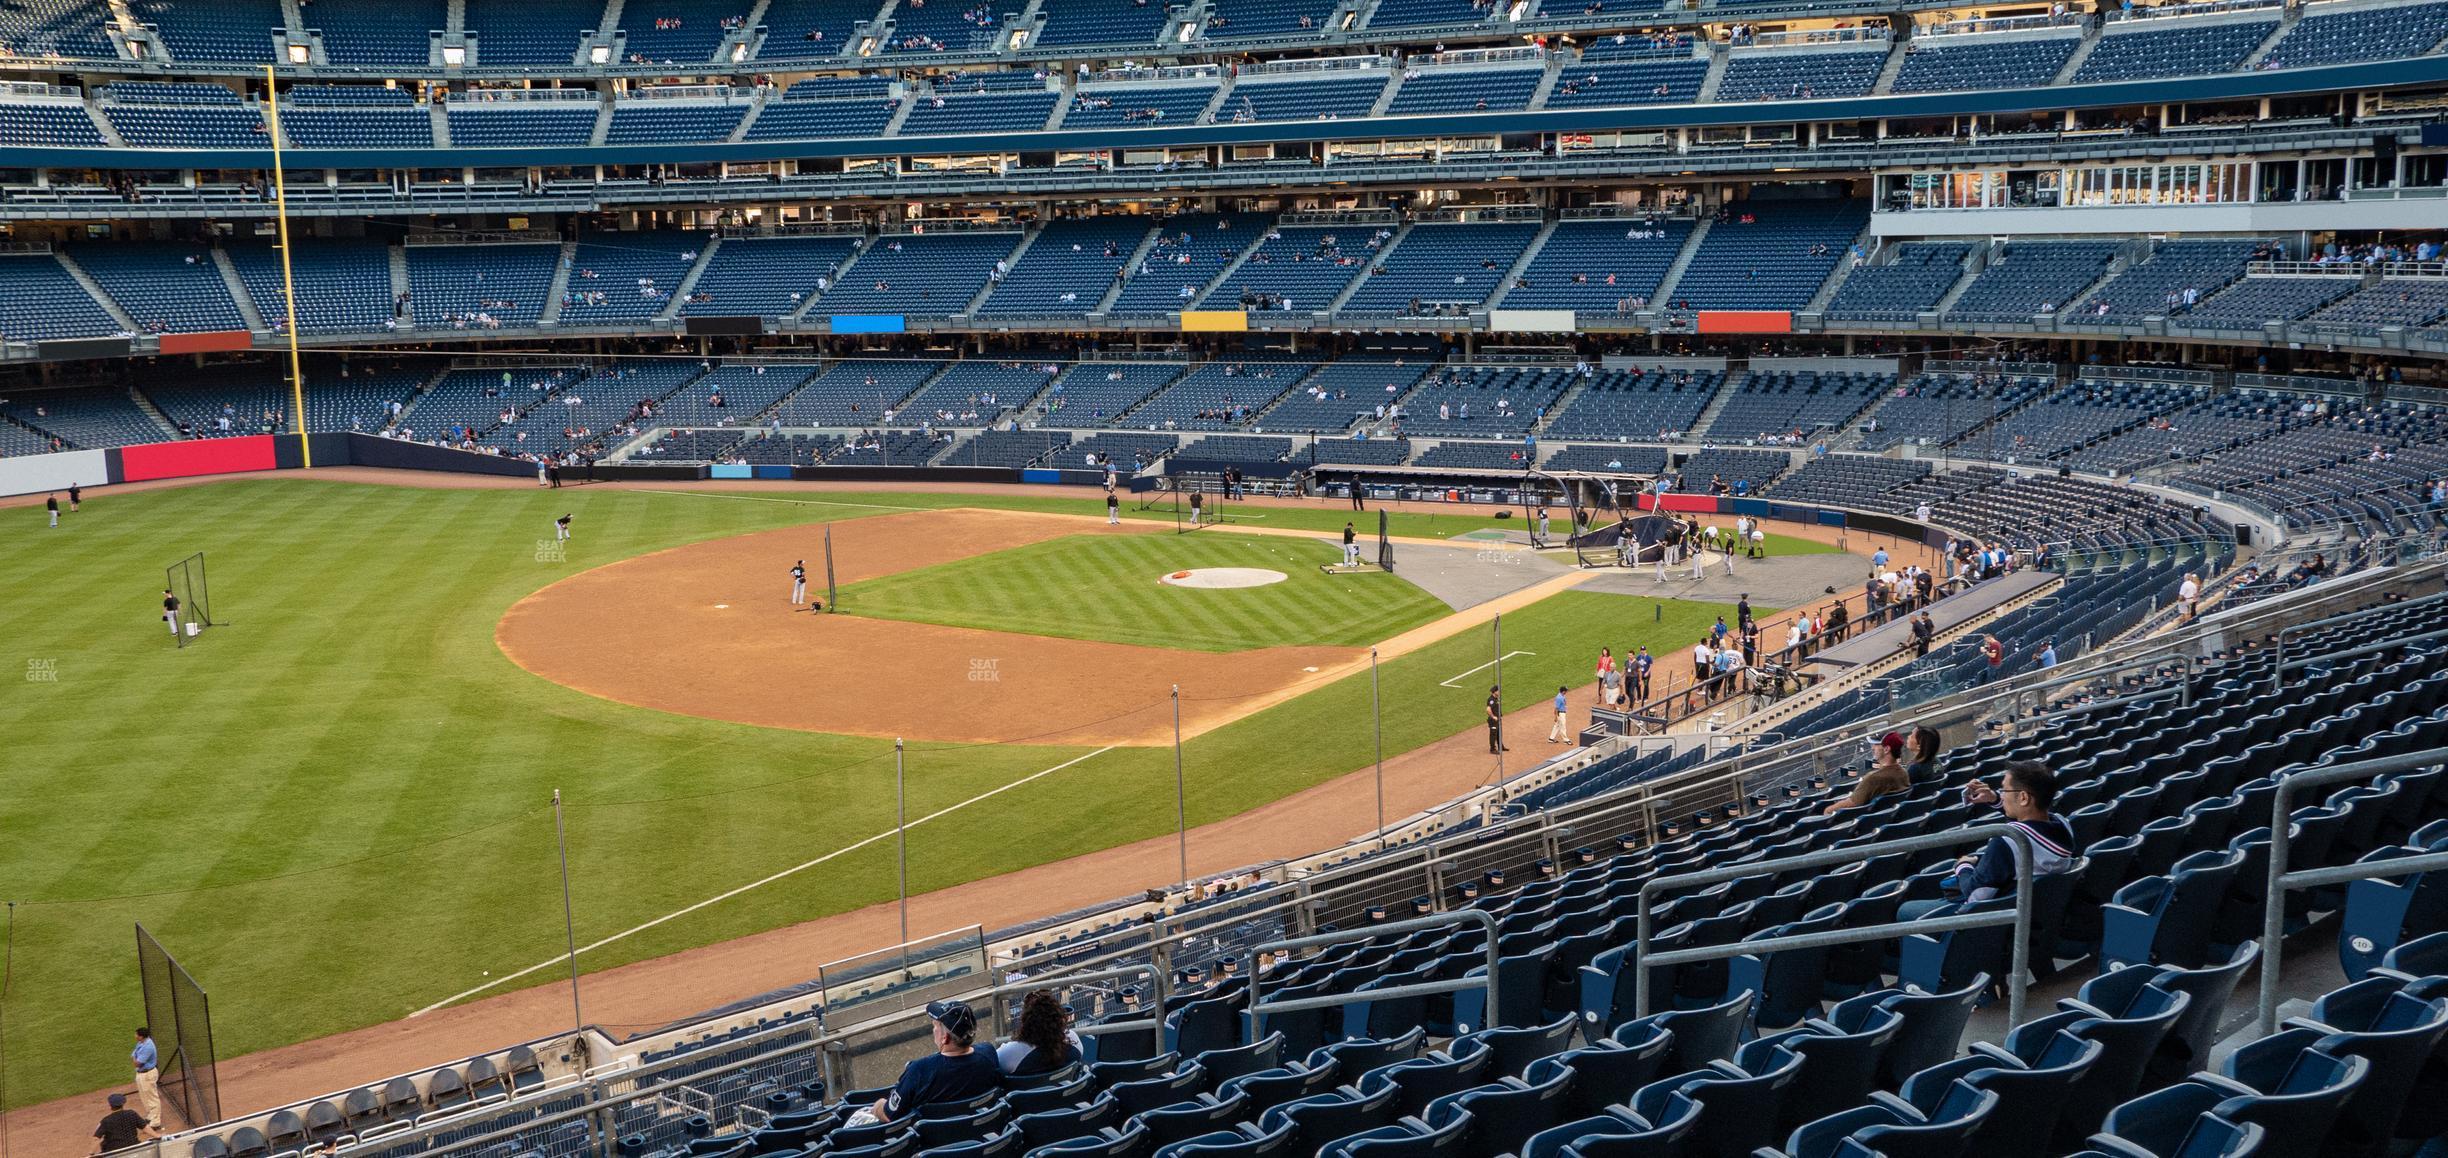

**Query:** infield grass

left=838, top=531, right=1448, bottom=651
left=0, top=478, right=1738, bottom=1110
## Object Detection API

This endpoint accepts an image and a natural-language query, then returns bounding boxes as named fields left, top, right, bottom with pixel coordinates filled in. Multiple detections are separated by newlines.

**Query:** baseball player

left=1188, top=490, right=1203, bottom=529
left=69, top=482, right=81, bottom=512
left=790, top=560, right=808, bottom=604
left=1341, top=522, right=1361, bottom=567
left=161, top=589, right=181, bottom=639
left=46, top=493, right=59, bottom=527
left=1107, top=491, right=1120, bottom=525
left=554, top=513, right=573, bottom=542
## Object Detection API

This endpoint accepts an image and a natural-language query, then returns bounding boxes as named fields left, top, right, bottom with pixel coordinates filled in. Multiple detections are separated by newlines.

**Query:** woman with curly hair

left=996, top=989, right=1082, bottom=1076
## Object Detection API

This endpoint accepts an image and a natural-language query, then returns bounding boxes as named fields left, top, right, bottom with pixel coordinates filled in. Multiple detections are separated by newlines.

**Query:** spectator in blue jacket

left=1898, top=760, right=2075, bottom=921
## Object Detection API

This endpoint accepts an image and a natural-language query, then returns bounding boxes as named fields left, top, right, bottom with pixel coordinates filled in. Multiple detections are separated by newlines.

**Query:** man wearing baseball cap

left=93, top=1092, right=149, bottom=1154
left=851, top=1000, right=1003, bottom=1128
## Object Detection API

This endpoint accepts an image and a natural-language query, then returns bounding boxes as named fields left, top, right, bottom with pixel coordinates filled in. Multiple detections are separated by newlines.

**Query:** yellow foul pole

left=262, top=65, right=311, bottom=468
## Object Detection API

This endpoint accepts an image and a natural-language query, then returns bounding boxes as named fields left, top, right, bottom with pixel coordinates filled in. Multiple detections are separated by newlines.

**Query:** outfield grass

left=838, top=531, right=1450, bottom=651
left=0, top=479, right=1736, bottom=1108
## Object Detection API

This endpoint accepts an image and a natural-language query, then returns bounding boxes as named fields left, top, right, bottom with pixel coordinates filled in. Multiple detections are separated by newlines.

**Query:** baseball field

left=0, top=475, right=1835, bottom=1112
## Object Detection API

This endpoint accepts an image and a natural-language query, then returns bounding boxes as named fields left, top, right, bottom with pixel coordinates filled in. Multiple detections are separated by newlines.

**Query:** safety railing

left=1634, top=824, right=2037, bottom=1025
left=2255, top=748, right=2448, bottom=1032
left=2271, top=587, right=2448, bottom=690
left=1019, top=962, right=1174, bottom=1045
left=1246, top=909, right=1502, bottom=1032
left=1240, top=53, right=1387, bottom=76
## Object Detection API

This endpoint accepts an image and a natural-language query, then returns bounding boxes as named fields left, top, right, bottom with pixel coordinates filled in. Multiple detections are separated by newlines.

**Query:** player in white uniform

left=791, top=561, right=808, bottom=604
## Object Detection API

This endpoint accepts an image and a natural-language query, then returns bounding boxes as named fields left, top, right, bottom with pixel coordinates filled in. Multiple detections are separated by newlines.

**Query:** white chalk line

left=411, top=745, right=1117, bottom=1016
left=1440, top=651, right=1538, bottom=688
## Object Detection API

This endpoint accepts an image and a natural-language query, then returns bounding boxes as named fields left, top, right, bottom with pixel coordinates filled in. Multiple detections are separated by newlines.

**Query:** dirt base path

left=497, top=509, right=1371, bottom=746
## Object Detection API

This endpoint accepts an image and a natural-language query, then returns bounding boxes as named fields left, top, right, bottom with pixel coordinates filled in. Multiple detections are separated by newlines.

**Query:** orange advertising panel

left=1179, top=311, right=1249, bottom=332
left=1694, top=310, right=1794, bottom=334
left=158, top=330, right=256, bottom=355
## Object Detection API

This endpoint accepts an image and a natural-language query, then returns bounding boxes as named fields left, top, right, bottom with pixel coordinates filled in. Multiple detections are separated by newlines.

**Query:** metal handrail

left=2256, top=747, right=2448, bottom=1032
left=1017, top=961, right=1172, bottom=1040
left=2006, top=673, right=2191, bottom=736
left=1635, top=822, right=2036, bottom=1025
left=1245, top=909, right=1502, bottom=1031
left=2275, top=627, right=2448, bottom=687
left=2271, top=587, right=2448, bottom=690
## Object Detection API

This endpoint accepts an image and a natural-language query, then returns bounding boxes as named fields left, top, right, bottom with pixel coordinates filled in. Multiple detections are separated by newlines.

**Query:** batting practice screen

left=166, top=552, right=213, bottom=648
left=135, top=923, right=222, bottom=1126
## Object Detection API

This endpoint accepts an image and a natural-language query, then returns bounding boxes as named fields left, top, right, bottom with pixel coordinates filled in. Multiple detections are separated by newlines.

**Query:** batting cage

left=1162, top=476, right=1240, bottom=533
left=135, top=923, right=222, bottom=1126
left=1510, top=470, right=1678, bottom=568
left=165, top=551, right=214, bottom=648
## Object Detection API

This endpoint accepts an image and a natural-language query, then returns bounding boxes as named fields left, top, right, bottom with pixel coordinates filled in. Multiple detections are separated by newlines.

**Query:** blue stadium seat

left=2101, top=1046, right=2366, bottom=1157
left=1892, top=33, right=2080, bottom=93
left=0, top=0, right=121, bottom=60
left=1784, top=1077, right=1997, bottom=1158
left=2074, top=17, right=2276, bottom=83
left=2099, top=848, right=2247, bottom=971
left=1896, top=1029, right=2104, bottom=1158
left=1625, top=1044, right=1804, bottom=1158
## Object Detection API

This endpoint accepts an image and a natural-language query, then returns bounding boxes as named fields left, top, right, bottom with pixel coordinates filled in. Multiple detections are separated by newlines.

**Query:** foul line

left=633, top=489, right=945, bottom=513
left=410, top=745, right=1116, bottom=1016
left=1440, top=651, right=1538, bottom=688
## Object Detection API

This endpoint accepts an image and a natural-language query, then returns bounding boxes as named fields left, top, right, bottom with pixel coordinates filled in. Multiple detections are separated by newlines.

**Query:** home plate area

left=1161, top=567, right=1289, bottom=588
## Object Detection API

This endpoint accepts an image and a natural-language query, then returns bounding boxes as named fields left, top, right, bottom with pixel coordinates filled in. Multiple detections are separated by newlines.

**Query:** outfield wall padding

left=589, top=464, right=708, bottom=481
left=118, top=435, right=278, bottom=482
left=0, top=447, right=110, bottom=497
left=791, top=466, right=1022, bottom=483
left=340, top=433, right=537, bottom=477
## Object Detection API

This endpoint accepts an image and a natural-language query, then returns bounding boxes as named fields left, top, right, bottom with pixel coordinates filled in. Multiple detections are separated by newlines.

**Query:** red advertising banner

left=158, top=331, right=256, bottom=355
left=1636, top=492, right=1723, bottom=514
left=1694, top=310, right=1794, bottom=334
left=118, top=435, right=278, bottom=482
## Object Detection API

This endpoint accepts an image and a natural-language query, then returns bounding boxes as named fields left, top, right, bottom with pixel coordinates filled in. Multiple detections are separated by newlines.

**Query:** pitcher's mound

left=1162, top=567, right=1288, bottom=589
